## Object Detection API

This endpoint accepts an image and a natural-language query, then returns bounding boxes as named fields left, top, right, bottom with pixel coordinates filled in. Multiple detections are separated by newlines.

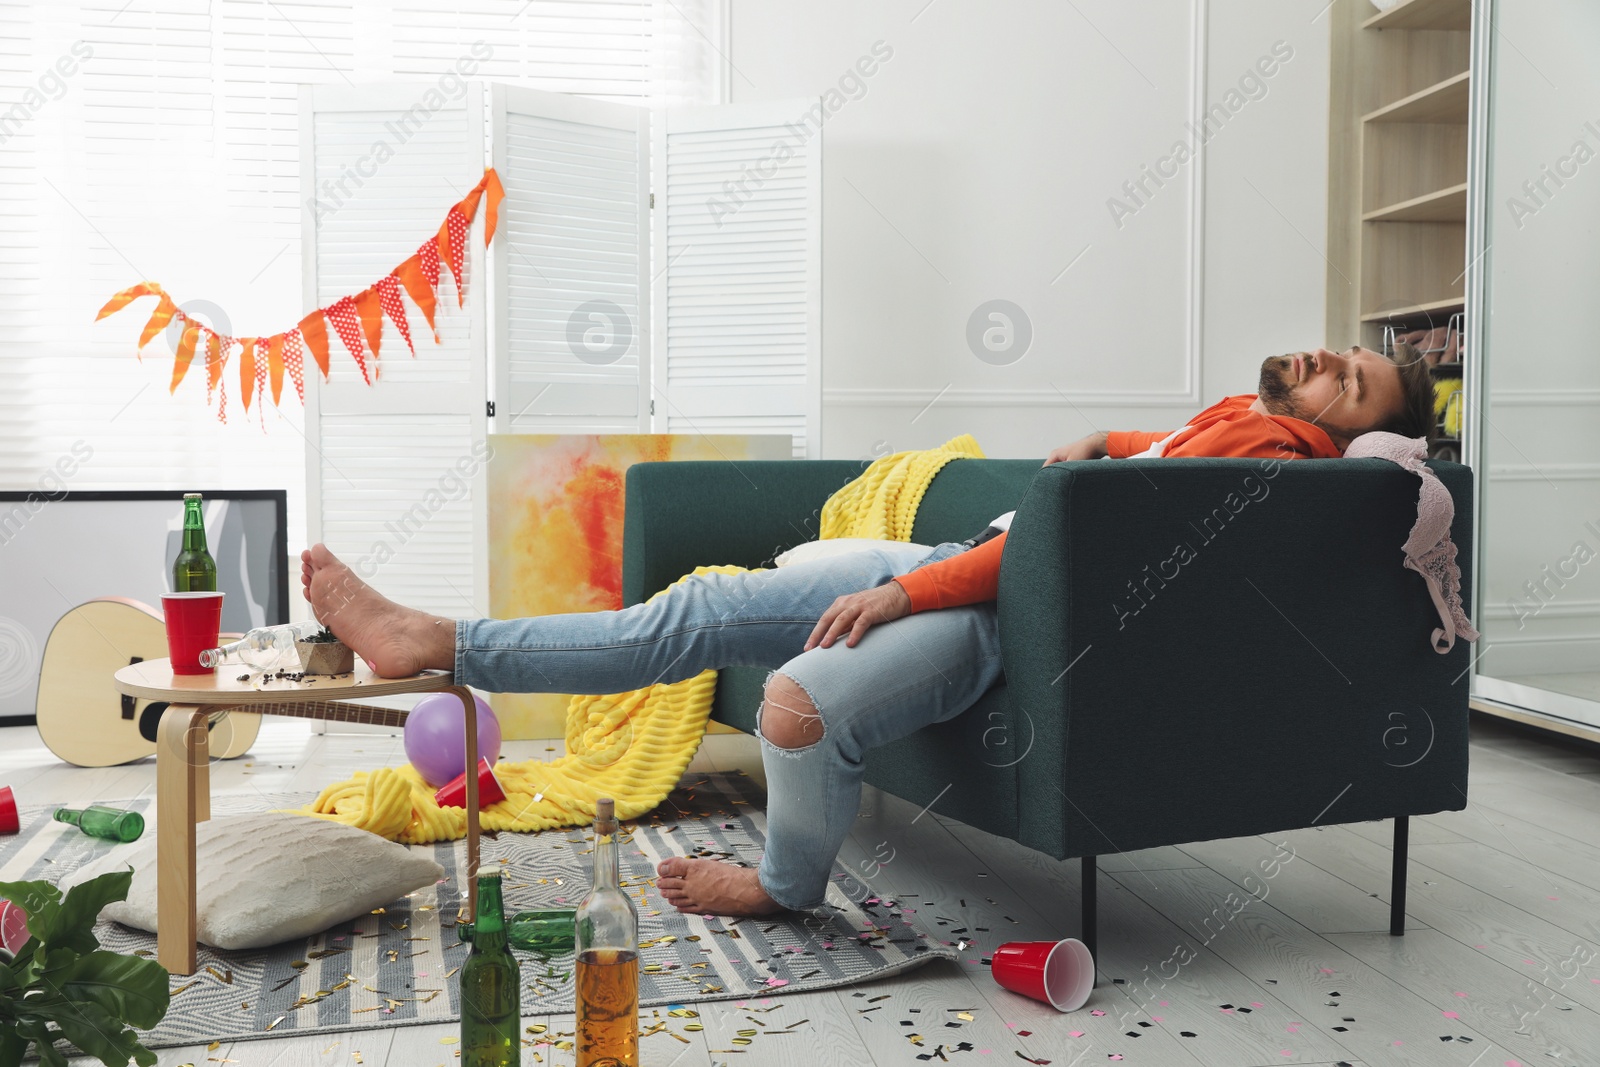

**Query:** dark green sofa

left=623, top=456, right=1473, bottom=955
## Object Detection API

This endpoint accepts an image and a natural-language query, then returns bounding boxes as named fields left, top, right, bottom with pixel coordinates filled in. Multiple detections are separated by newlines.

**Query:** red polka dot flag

left=94, top=168, right=504, bottom=422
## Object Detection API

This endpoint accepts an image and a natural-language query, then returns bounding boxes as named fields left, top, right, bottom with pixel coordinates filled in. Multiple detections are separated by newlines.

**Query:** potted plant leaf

left=0, top=870, right=170, bottom=1067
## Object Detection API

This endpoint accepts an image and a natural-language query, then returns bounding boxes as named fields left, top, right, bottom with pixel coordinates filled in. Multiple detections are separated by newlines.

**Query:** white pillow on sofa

left=774, top=538, right=932, bottom=568
left=64, top=812, right=444, bottom=950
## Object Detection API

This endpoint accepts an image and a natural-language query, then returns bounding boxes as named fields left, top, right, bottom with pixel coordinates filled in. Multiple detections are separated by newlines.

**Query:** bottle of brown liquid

left=574, top=797, right=638, bottom=1067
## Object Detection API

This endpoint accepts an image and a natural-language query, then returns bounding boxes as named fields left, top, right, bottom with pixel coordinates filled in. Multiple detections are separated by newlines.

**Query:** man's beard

left=1257, top=355, right=1304, bottom=419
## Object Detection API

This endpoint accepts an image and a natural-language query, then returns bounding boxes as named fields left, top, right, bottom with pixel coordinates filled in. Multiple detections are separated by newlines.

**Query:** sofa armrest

left=997, top=457, right=1474, bottom=860
left=622, top=460, right=863, bottom=606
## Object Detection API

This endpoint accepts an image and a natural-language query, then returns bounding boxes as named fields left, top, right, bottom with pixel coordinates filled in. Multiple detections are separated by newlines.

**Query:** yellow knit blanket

left=301, top=435, right=984, bottom=843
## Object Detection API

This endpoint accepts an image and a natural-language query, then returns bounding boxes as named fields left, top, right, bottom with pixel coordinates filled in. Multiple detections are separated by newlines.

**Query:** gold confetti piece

left=265, top=1015, right=286, bottom=1032
left=352, top=1054, right=363, bottom=1064
left=322, top=1043, right=340, bottom=1055
left=785, top=1020, right=810, bottom=1030
left=208, top=1042, right=221, bottom=1051
left=868, top=995, right=891, bottom=1003
left=290, top=960, right=309, bottom=970
left=370, top=908, right=386, bottom=915
left=352, top=1008, right=380, bottom=1015
left=171, top=980, right=200, bottom=996
left=683, top=1024, right=703, bottom=1032
left=439, top=1037, right=458, bottom=1045
left=444, top=967, right=461, bottom=979
left=526, top=1024, right=548, bottom=1035
left=732, top=1038, right=752, bottom=1046
left=958, top=1012, right=975, bottom=1021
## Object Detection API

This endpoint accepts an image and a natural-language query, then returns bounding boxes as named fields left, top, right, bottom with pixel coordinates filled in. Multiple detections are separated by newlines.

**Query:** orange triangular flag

left=393, top=254, right=439, bottom=341
left=205, top=332, right=224, bottom=397
left=299, top=311, right=332, bottom=379
left=237, top=337, right=257, bottom=412
left=138, top=293, right=179, bottom=350
left=96, top=281, right=165, bottom=321
left=483, top=168, right=504, bottom=247
left=354, top=287, right=384, bottom=371
left=170, top=322, right=200, bottom=393
left=267, top=334, right=286, bottom=405
left=437, top=207, right=469, bottom=306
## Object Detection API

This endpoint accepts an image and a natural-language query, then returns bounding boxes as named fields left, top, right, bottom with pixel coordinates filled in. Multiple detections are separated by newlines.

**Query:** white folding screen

left=490, top=86, right=650, bottom=435
left=301, top=86, right=820, bottom=619
left=652, top=101, right=822, bottom=458
left=300, top=83, right=490, bottom=620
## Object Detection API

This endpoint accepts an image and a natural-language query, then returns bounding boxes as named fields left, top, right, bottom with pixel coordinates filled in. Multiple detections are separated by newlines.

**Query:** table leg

left=157, top=703, right=209, bottom=976
left=450, top=686, right=480, bottom=923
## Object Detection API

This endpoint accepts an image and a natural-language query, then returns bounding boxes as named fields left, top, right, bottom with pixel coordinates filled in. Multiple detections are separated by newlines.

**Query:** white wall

left=729, top=0, right=1333, bottom=460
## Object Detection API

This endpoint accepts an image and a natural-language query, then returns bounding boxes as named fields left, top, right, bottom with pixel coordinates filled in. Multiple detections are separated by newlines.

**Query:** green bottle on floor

left=459, top=870, right=521, bottom=1067
left=53, top=806, right=145, bottom=843
left=457, top=908, right=575, bottom=955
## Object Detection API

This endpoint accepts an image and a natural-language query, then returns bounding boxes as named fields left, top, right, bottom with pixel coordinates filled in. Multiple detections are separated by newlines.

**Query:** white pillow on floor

left=774, top=538, right=931, bottom=568
left=63, top=812, right=443, bottom=950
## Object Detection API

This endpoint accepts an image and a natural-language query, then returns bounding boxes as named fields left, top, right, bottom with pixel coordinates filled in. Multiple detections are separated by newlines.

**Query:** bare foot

left=655, top=857, right=785, bottom=917
left=301, top=543, right=455, bottom=678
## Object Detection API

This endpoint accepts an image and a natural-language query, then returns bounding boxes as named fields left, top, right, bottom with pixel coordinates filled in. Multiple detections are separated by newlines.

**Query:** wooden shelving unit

left=1326, top=0, right=1471, bottom=457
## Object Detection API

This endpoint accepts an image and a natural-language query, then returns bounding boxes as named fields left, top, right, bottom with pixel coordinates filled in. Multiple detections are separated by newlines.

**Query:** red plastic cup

left=434, top=758, right=506, bottom=809
left=0, top=899, right=28, bottom=955
left=161, top=592, right=225, bottom=675
left=0, top=786, right=16, bottom=835
left=992, top=938, right=1096, bottom=1012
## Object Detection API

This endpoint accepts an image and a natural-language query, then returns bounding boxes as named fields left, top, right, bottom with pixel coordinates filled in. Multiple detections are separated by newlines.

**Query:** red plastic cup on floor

left=0, top=899, right=29, bottom=955
left=0, top=786, right=17, bottom=835
left=434, top=758, right=506, bottom=809
left=161, top=591, right=225, bottom=675
left=992, top=938, right=1095, bottom=1012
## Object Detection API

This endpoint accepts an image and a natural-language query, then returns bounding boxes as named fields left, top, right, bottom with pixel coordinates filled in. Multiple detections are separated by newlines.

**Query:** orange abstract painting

left=487, top=434, right=791, bottom=739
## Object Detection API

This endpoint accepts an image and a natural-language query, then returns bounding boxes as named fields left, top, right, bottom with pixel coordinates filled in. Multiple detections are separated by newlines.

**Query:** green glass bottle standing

left=54, top=806, right=145, bottom=843
left=172, top=493, right=217, bottom=593
left=575, top=798, right=639, bottom=1067
left=459, top=869, right=521, bottom=1067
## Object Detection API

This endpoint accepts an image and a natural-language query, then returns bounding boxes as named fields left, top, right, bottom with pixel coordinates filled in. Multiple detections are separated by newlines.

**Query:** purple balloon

left=404, top=692, right=503, bottom=787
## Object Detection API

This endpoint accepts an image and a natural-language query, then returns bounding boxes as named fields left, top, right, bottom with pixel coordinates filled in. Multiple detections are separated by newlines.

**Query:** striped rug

left=0, top=771, right=955, bottom=1048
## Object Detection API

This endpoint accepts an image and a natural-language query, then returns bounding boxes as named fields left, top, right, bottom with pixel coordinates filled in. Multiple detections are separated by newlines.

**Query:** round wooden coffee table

left=112, top=659, right=484, bottom=976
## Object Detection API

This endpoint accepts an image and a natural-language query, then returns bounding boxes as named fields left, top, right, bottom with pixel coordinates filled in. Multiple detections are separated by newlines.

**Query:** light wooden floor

left=4, top=714, right=1598, bottom=1067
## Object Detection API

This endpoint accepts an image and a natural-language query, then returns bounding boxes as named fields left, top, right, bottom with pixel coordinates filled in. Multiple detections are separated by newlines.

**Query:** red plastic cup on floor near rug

left=434, top=758, right=506, bottom=809
left=161, top=592, right=225, bottom=675
left=0, top=786, right=17, bottom=835
left=991, top=938, right=1095, bottom=1012
left=0, top=899, right=28, bottom=955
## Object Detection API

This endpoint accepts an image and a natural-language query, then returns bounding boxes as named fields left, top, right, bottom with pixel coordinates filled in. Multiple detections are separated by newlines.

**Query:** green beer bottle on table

left=54, top=806, right=145, bottom=843
left=172, top=493, right=217, bottom=592
left=459, top=869, right=521, bottom=1067
left=457, top=907, right=576, bottom=955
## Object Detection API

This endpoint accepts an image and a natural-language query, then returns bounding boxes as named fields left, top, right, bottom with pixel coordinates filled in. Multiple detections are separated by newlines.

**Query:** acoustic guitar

left=35, top=598, right=263, bottom=767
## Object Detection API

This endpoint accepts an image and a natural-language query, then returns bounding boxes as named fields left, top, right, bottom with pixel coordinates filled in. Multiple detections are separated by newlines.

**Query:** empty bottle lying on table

left=198, top=620, right=325, bottom=670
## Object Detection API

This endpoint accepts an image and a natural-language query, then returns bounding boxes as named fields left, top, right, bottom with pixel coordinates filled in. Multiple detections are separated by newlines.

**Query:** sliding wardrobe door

left=1471, top=0, right=1600, bottom=731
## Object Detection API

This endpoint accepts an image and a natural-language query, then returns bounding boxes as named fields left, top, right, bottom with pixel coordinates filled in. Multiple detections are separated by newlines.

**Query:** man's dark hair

left=1374, top=342, right=1437, bottom=446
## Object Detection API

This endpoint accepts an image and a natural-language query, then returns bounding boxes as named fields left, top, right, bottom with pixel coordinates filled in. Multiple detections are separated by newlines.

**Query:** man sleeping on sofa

left=299, top=346, right=1436, bottom=918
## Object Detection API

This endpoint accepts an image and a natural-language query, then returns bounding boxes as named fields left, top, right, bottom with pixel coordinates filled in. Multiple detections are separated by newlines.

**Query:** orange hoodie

left=892, top=396, right=1340, bottom=612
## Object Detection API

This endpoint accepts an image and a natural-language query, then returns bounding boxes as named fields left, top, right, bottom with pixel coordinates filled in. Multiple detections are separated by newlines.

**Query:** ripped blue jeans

left=455, top=541, right=1004, bottom=910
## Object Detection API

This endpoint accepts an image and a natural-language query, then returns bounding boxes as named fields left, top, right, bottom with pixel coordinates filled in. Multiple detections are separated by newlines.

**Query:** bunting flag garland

left=95, top=168, right=503, bottom=421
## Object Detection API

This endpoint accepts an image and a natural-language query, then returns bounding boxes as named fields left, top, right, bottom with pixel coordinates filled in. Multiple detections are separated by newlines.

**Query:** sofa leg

left=1390, top=816, right=1408, bottom=937
left=1082, top=855, right=1098, bottom=978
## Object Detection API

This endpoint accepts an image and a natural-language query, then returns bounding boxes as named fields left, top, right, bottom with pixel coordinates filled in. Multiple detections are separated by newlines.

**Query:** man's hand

left=805, top=581, right=914, bottom=651
left=1043, top=431, right=1109, bottom=466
